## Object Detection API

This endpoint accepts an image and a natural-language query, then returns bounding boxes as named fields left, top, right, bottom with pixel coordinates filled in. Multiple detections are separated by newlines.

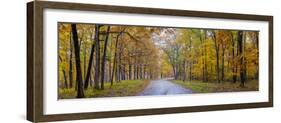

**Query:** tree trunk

left=110, top=56, right=116, bottom=86
left=199, top=35, right=205, bottom=82
left=243, top=32, right=247, bottom=81
left=255, top=32, right=259, bottom=79
left=134, top=62, right=137, bottom=80
left=84, top=33, right=96, bottom=89
left=231, top=33, right=236, bottom=83
left=136, top=63, right=139, bottom=79
left=109, top=61, right=112, bottom=82
left=238, top=31, right=245, bottom=87
left=189, top=62, right=192, bottom=81
left=175, top=64, right=179, bottom=80
left=140, top=64, right=143, bottom=79
left=63, top=70, right=68, bottom=88
left=94, top=25, right=101, bottom=89
left=109, top=40, right=113, bottom=83
left=69, top=32, right=73, bottom=88
left=183, top=61, right=186, bottom=82
left=101, top=26, right=111, bottom=89
left=213, top=31, right=220, bottom=83
left=71, top=24, right=84, bottom=98
left=110, top=34, right=121, bottom=85
left=59, top=56, right=68, bottom=88
left=123, top=64, right=126, bottom=80
left=221, top=48, right=225, bottom=82
left=90, top=67, right=93, bottom=87
left=117, top=50, right=122, bottom=82
left=143, top=65, right=146, bottom=79
left=172, top=64, right=176, bottom=80
left=83, top=47, right=87, bottom=81
left=204, top=30, right=208, bottom=82
left=189, top=36, right=193, bottom=81
left=234, top=38, right=239, bottom=83
left=129, top=64, right=132, bottom=80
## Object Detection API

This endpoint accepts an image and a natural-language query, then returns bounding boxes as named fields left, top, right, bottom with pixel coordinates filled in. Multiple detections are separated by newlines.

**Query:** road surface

left=138, top=79, right=193, bottom=96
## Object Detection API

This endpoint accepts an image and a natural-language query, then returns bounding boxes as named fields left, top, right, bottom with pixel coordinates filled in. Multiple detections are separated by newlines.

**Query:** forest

left=58, top=23, right=259, bottom=99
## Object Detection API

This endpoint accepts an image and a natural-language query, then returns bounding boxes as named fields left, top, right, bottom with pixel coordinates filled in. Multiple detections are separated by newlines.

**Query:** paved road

left=138, top=79, right=193, bottom=96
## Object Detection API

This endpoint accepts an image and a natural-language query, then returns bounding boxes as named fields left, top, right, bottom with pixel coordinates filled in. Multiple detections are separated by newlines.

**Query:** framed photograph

left=27, top=1, right=273, bottom=122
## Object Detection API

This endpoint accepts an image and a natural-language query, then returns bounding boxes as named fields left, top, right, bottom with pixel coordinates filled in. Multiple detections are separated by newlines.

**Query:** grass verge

left=59, top=79, right=150, bottom=99
left=171, top=80, right=258, bottom=93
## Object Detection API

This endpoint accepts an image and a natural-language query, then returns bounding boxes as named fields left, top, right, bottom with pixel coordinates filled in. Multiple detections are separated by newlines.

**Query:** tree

left=110, top=29, right=125, bottom=86
left=84, top=27, right=95, bottom=89
left=230, top=31, right=238, bottom=83
left=94, top=25, right=101, bottom=89
left=71, top=24, right=84, bottom=98
left=203, top=30, right=208, bottom=82
left=237, top=31, right=245, bottom=87
left=212, top=30, right=220, bottom=83
left=68, top=32, right=74, bottom=88
left=101, top=26, right=111, bottom=89
left=59, top=56, right=68, bottom=88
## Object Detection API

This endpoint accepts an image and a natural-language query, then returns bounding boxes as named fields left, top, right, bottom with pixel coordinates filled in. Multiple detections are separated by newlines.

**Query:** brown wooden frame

left=27, top=1, right=273, bottom=122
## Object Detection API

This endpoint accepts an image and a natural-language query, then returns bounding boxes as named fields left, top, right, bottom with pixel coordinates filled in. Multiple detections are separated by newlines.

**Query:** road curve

left=138, top=79, right=193, bottom=96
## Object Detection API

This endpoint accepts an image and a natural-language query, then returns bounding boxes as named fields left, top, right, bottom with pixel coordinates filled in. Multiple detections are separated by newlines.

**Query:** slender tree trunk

left=63, top=70, right=68, bottom=88
left=129, top=64, right=132, bottom=80
left=215, top=47, right=220, bottom=83
left=255, top=32, right=259, bottom=79
left=83, top=47, right=87, bottom=81
left=116, top=60, right=120, bottom=82
left=140, top=64, right=142, bottom=79
left=89, top=68, right=93, bottom=87
left=101, top=26, right=111, bottom=89
left=110, top=34, right=121, bottom=86
left=188, top=36, right=193, bottom=81
left=238, top=31, right=245, bottom=87
left=213, top=31, right=220, bottom=83
left=117, top=50, right=122, bottom=82
left=69, top=32, right=73, bottom=88
left=202, top=54, right=205, bottom=81
left=198, top=35, right=205, bottom=81
left=134, top=61, right=137, bottom=80
left=94, top=25, right=101, bottom=89
left=108, top=64, right=111, bottom=82
left=71, top=24, right=84, bottom=98
left=59, top=56, right=68, bottom=88
left=243, top=32, right=247, bottom=81
left=231, top=33, right=236, bottom=83
left=189, top=62, right=192, bottom=81
left=143, top=65, right=146, bottom=79
left=84, top=33, right=96, bottom=89
left=221, top=48, right=225, bottom=82
left=203, top=30, right=208, bottom=82
left=136, top=63, right=139, bottom=79
left=234, top=39, right=239, bottom=83
left=110, top=65, right=115, bottom=86
left=183, top=60, right=186, bottom=82
left=109, top=40, right=113, bottom=82
left=172, top=65, right=176, bottom=80
left=175, top=64, right=179, bottom=80
left=123, top=64, right=126, bottom=80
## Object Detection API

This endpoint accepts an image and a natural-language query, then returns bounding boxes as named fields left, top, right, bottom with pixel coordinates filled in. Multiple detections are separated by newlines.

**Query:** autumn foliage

left=58, top=23, right=259, bottom=98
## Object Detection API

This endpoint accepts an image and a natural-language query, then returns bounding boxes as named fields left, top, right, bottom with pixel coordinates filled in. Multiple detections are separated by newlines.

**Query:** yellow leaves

left=161, top=59, right=173, bottom=76
left=216, top=30, right=232, bottom=49
left=59, top=23, right=71, bottom=32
